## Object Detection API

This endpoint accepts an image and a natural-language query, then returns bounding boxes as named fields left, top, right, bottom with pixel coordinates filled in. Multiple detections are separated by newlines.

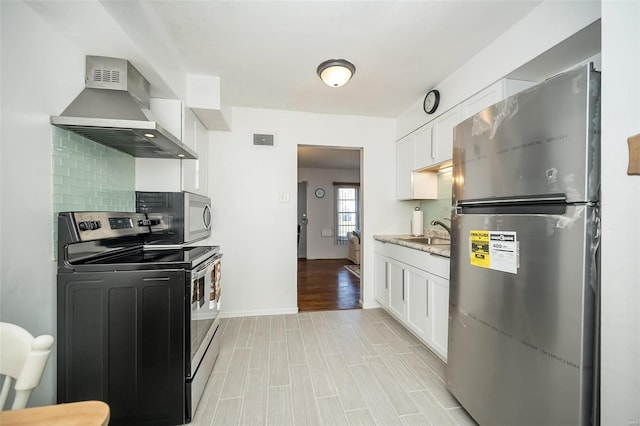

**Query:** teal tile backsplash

left=420, top=170, right=453, bottom=230
left=52, top=127, right=135, bottom=255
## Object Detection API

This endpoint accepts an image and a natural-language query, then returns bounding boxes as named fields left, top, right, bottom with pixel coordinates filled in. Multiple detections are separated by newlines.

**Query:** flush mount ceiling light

left=317, top=59, right=356, bottom=87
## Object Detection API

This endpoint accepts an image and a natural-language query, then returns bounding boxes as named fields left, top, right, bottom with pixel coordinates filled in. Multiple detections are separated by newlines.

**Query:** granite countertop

left=374, top=230, right=451, bottom=258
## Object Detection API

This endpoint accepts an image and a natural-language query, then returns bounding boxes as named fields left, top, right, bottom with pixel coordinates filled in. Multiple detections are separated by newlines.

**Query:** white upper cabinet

left=182, top=108, right=209, bottom=196
left=432, top=105, right=462, bottom=166
left=408, top=106, right=461, bottom=173
left=136, top=99, right=184, bottom=192
left=150, top=98, right=183, bottom=140
left=136, top=99, right=209, bottom=195
left=461, top=78, right=535, bottom=121
left=396, top=136, right=414, bottom=200
left=396, top=105, right=460, bottom=201
left=412, top=123, right=434, bottom=171
left=396, top=78, right=534, bottom=200
left=396, top=135, right=437, bottom=200
left=194, top=119, right=208, bottom=195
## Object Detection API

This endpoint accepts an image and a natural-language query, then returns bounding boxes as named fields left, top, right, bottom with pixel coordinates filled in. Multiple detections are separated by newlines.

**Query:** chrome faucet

left=430, top=219, right=451, bottom=237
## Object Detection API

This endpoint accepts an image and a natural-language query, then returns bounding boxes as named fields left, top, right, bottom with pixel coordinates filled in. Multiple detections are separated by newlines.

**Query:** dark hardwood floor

left=297, top=258, right=361, bottom=312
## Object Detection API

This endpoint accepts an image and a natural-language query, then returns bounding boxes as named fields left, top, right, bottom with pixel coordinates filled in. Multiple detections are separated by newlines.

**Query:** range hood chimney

left=51, top=56, right=197, bottom=159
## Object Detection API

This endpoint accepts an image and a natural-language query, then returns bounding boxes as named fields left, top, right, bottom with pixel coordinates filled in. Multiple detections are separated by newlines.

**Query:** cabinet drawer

left=374, top=240, right=389, bottom=256
left=387, top=243, right=450, bottom=280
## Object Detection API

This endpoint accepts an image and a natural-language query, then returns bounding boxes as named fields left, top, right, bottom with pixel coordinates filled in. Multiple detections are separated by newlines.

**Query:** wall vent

left=253, top=134, right=275, bottom=146
left=93, top=68, right=121, bottom=84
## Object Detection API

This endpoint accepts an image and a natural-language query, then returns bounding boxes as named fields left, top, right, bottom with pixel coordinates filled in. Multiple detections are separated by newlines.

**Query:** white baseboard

left=361, top=299, right=382, bottom=309
left=220, top=306, right=299, bottom=318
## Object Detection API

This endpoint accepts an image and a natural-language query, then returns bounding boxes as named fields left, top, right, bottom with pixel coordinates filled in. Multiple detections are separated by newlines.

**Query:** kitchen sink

left=399, top=236, right=450, bottom=245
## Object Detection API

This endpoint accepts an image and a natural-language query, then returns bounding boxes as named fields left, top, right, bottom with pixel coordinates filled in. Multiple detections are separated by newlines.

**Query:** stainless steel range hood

left=51, top=56, right=197, bottom=159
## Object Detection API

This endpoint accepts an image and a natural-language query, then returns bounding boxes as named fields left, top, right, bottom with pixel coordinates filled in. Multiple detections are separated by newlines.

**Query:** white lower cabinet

left=429, top=275, right=450, bottom=357
left=405, top=265, right=430, bottom=341
left=374, top=252, right=389, bottom=307
left=374, top=241, right=450, bottom=360
left=387, top=259, right=406, bottom=320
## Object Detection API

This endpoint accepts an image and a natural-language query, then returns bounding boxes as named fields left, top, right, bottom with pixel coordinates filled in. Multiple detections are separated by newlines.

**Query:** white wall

left=0, top=1, right=86, bottom=406
left=209, top=107, right=412, bottom=316
left=396, top=0, right=601, bottom=140
left=298, top=167, right=360, bottom=260
left=600, top=1, right=640, bottom=423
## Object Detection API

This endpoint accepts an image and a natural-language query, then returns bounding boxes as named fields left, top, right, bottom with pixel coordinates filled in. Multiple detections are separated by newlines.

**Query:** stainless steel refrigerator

left=446, top=64, right=600, bottom=425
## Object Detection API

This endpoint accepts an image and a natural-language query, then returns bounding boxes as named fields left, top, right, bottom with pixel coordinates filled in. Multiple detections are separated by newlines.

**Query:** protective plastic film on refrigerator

left=446, top=64, right=600, bottom=426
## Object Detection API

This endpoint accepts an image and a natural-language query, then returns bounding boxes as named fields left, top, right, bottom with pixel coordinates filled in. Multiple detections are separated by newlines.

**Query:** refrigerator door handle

left=458, top=195, right=567, bottom=207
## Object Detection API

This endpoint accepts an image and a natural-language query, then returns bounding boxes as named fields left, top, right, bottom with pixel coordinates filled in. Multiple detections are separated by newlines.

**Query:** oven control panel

left=72, top=212, right=153, bottom=242
left=78, top=220, right=102, bottom=231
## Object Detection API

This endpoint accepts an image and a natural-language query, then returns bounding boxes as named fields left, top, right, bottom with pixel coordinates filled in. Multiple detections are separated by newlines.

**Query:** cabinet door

left=412, top=124, right=434, bottom=171
left=461, top=79, right=535, bottom=121
left=195, top=120, right=208, bottom=195
left=150, top=98, right=183, bottom=140
left=387, top=260, right=405, bottom=320
left=397, top=135, right=437, bottom=200
left=405, top=265, right=431, bottom=342
left=429, top=275, right=450, bottom=359
left=461, top=81, right=503, bottom=121
left=374, top=253, right=389, bottom=307
left=433, top=106, right=462, bottom=165
left=182, top=110, right=208, bottom=195
left=57, top=270, right=185, bottom=424
left=182, top=109, right=198, bottom=192
left=183, top=108, right=197, bottom=150
left=396, top=137, right=413, bottom=200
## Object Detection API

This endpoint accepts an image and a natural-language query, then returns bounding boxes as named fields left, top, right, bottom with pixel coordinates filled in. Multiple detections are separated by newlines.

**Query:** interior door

left=297, top=182, right=308, bottom=258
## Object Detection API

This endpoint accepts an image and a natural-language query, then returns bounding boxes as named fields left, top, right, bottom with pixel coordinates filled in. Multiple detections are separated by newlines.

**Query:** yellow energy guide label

left=470, top=230, right=518, bottom=274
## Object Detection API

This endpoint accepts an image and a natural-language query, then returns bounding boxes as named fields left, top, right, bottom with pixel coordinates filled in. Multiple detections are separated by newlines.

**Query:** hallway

left=297, top=259, right=360, bottom=311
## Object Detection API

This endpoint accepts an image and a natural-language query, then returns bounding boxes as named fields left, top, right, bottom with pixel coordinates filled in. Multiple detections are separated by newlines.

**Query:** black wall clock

left=423, top=89, right=440, bottom=115
left=314, top=188, right=325, bottom=198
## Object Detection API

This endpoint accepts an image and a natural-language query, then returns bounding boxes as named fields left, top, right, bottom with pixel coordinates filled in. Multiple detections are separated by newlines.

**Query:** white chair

left=0, top=322, right=54, bottom=410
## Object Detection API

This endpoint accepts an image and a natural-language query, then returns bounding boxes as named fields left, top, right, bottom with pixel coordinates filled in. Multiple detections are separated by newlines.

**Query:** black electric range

left=57, top=211, right=222, bottom=425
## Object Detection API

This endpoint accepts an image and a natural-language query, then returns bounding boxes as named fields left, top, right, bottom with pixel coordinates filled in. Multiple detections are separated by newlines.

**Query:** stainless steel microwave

left=136, top=191, right=212, bottom=245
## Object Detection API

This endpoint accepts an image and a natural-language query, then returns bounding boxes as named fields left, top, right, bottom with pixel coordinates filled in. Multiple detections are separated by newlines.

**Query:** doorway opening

left=297, top=145, right=362, bottom=312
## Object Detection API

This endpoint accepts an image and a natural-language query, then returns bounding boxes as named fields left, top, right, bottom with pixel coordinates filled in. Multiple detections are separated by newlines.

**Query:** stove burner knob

left=78, top=221, right=89, bottom=231
left=93, top=220, right=102, bottom=229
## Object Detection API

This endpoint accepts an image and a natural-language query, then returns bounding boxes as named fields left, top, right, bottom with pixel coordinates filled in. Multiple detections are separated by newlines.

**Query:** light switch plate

left=279, top=192, right=290, bottom=203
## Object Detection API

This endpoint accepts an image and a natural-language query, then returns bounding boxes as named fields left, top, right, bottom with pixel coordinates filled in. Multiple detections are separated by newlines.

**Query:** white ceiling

left=142, top=1, right=542, bottom=118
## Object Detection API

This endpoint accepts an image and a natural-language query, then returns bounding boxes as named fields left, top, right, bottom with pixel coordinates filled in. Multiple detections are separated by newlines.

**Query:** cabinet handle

left=426, top=281, right=429, bottom=317
left=385, top=263, right=388, bottom=289
left=402, top=272, right=405, bottom=301
left=430, top=139, right=435, bottom=160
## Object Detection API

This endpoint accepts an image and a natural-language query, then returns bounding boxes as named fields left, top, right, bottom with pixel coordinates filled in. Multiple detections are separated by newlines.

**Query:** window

left=334, top=183, right=360, bottom=243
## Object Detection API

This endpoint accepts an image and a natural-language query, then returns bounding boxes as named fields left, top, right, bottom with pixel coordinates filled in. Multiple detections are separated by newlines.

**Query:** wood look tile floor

left=297, top=259, right=361, bottom=312
left=191, top=309, right=477, bottom=426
